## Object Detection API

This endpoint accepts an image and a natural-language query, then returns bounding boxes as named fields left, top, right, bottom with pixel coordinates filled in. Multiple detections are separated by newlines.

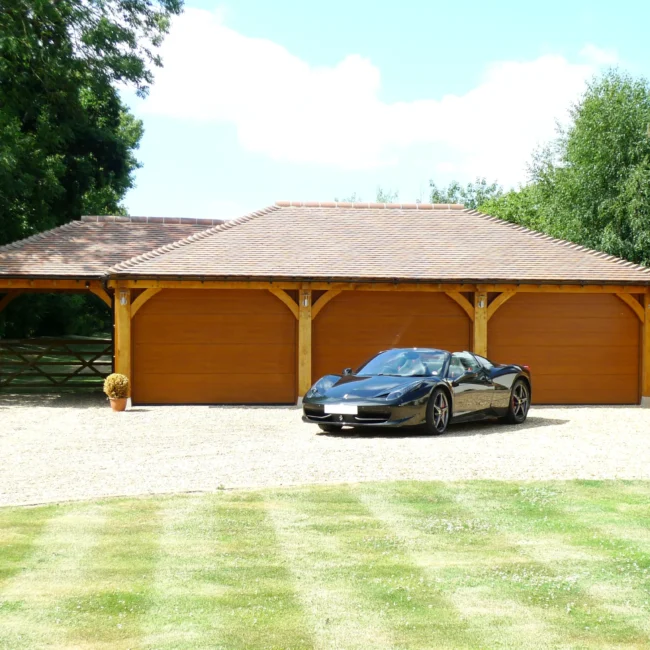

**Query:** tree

left=375, top=187, right=398, bottom=203
left=0, top=0, right=183, bottom=246
left=334, top=187, right=399, bottom=203
left=0, top=0, right=182, bottom=337
left=482, top=70, right=650, bottom=266
left=429, top=177, right=503, bottom=210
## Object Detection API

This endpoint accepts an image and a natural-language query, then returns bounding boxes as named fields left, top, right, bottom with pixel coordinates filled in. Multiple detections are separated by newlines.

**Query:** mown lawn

left=1, top=481, right=649, bottom=649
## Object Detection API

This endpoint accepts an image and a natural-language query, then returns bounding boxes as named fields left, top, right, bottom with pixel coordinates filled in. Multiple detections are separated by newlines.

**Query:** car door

left=447, top=352, right=495, bottom=417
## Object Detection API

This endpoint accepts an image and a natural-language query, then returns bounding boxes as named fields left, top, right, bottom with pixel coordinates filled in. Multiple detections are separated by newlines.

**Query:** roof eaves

left=108, top=204, right=281, bottom=274
left=96, top=273, right=650, bottom=286
left=466, top=209, right=650, bottom=276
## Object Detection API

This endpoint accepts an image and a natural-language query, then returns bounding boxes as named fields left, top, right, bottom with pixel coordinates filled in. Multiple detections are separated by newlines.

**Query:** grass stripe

left=0, top=504, right=58, bottom=587
left=268, top=491, right=394, bottom=650
left=0, top=504, right=106, bottom=650
left=271, top=485, right=485, bottom=649
left=140, top=493, right=313, bottom=649
left=356, top=482, right=562, bottom=649
left=453, top=481, right=650, bottom=648
left=60, top=498, right=163, bottom=649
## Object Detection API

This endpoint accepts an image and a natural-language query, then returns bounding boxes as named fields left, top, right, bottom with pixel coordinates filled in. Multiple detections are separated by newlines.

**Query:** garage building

left=2, top=203, right=649, bottom=405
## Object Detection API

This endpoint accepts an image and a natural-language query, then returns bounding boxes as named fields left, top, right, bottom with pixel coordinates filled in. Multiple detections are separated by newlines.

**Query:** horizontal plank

left=489, top=346, right=639, bottom=373
left=133, top=315, right=295, bottom=345
left=532, top=377, right=639, bottom=404
left=316, top=291, right=469, bottom=318
left=133, top=373, right=296, bottom=404
left=134, top=343, right=295, bottom=374
left=135, top=289, right=293, bottom=316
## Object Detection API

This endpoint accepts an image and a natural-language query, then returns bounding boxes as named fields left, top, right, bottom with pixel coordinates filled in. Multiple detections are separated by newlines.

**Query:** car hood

left=322, top=375, right=433, bottom=400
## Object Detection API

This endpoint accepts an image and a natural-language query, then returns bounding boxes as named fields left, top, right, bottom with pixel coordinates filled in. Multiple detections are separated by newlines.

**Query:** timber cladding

left=312, top=292, right=471, bottom=383
left=488, top=293, right=640, bottom=404
left=132, top=289, right=296, bottom=404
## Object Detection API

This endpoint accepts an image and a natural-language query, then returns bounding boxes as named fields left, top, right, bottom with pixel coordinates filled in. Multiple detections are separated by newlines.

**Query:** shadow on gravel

left=317, top=415, right=570, bottom=439
left=0, top=393, right=105, bottom=408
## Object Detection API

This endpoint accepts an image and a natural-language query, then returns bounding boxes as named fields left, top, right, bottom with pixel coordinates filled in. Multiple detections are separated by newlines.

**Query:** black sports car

left=302, top=348, right=531, bottom=435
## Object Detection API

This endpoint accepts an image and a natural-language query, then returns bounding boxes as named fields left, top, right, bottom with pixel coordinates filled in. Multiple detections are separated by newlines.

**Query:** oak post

left=473, top=291, right=488, bottom=357
left=114, top=286, right=132, bottom=395
left=642, top=293, right=650, bottom=406
left=298, top=287, right=312, bottom=400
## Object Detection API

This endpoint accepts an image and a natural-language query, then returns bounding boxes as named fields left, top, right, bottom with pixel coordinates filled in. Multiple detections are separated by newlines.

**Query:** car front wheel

left=425, top=388, right=450, bottom=435
left=505, top=380, right=530, bottom=424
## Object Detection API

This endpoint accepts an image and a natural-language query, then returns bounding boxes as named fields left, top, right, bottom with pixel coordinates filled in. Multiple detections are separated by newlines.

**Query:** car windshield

left=356, top=349, right=449, bottom=377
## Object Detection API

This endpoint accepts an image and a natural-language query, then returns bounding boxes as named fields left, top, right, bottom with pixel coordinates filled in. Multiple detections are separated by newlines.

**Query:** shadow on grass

left=317, top=415, right=570, bottom=440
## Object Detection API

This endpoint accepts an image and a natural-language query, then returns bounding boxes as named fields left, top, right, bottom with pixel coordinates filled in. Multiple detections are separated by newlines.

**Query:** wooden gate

left=0, top=338, right=113, bottom=390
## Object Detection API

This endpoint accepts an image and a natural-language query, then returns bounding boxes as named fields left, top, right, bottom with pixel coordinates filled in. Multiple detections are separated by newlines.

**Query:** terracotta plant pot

left=109, top=397, right=128, bottom=412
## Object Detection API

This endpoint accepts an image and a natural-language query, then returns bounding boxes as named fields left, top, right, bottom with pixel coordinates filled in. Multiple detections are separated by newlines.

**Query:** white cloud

left=142, top=9, right=618, bottom=185
left=579, top=44, right=619, bottom=66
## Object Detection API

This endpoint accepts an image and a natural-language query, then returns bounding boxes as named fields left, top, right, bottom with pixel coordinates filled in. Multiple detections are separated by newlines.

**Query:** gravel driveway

left=1, top=393, right=649, bottom=506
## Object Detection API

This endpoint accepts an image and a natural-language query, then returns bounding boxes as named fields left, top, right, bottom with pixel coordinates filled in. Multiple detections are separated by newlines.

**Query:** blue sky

left=124, top=0, right=650, bottom=219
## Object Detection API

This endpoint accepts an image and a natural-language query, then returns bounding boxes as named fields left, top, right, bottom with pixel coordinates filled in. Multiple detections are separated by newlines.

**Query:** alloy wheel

left=433, top=390, right=449, bottom=432
left=512, top=382, right=529, bottom=420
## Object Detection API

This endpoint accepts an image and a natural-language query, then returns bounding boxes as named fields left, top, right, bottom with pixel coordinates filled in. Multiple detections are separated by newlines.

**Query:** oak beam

left=131, top=288, right=162, bottom=319
left=107, top=279, right=479, bottom=292
left=477, top=283, right=648, bottom=294
left=0, top=290, right=21, bottom=314
left=487, top=291, right=516, bottom=321
left=0, top=278, right=91, bottom=290
left=298, top=287, right=312, bottom=399
left=642, top=293, right=650, bottom=406
left=473, top=291, right=488, bottom=357
left=268, top=288, right=299, bottom=319
left=445, top=291, right=474, bottom=321
left=89, top=285, right=112, bottom=309
left=312, top=289, right=343, bottom=320
left=114, top=287, right=132, bottom=395
left=105, top=278, right=650, bottom=294
left=615, top=293, right=645, bottom=323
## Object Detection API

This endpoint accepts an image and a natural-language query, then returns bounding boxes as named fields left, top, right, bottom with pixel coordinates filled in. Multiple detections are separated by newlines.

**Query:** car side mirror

left=342, top=367, right=353, bottom=376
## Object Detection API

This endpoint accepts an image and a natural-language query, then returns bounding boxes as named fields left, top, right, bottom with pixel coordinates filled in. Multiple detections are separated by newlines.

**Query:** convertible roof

left=109, top=202, right=650, bottom=285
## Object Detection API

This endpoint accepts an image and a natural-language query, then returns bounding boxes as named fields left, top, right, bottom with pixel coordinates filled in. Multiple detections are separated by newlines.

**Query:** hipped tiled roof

left=0, top=216, right=224, bottom=278
left=108, top=202, right=650, bottom=285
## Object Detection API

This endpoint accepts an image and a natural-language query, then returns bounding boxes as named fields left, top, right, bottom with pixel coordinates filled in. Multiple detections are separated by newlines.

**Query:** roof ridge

left=81, top=215, right=224, bottom=225
left=109, top=204, right=281, bottom=273
left=465, top=209, right=650, bottom=274
left=0, top=220, right=84, bottom=254
left=275, top=201, right=465, bottom=210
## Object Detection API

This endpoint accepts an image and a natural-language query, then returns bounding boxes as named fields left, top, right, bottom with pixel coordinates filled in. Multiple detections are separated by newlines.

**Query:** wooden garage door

left=489, top=293, right=640, bottom=404
left=132, top=289, right=296, bottom=404
left=313, top=291, right=471, bottom=382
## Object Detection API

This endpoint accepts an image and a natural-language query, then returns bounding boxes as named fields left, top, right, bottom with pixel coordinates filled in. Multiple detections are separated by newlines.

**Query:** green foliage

left=0, top=294, right=111, bottom=338
left=483, top=70, right=650, bottom=266
left=0, top=0, right=181, bottom=246
left=334, top=187, right=399, bottom=203
left=375, top=186, right=399, bottom=203
left=0, top=0, right=181, bottom=337
left=429, top=177, right=503, bottom=209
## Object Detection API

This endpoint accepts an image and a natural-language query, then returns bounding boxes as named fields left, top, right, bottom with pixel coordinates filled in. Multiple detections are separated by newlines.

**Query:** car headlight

left=306, top=376, right=336, bottom=398
left=385, top=381, right=422, bottom=402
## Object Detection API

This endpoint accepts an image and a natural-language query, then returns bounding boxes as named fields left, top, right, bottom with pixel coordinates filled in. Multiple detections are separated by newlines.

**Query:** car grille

left=304, top=404, right=392, bottom=424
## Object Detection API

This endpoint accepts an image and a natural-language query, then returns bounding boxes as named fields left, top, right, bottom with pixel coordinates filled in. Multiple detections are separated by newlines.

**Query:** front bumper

left=302, top=401, right=425, bottom=427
